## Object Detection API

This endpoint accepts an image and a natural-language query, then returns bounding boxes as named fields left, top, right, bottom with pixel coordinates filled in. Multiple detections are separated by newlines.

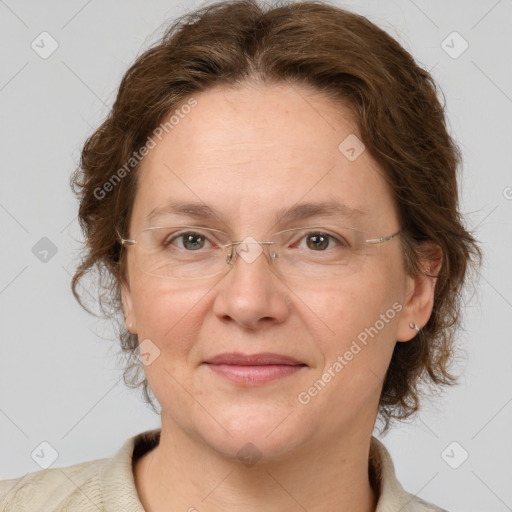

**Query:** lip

left=204, top=352, right=304, bottom=366
left=203, top=352, right=307, bottom=386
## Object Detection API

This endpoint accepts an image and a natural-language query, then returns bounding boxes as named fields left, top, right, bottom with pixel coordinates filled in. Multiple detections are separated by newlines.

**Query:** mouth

left=203, top=352, right=307, bottom=386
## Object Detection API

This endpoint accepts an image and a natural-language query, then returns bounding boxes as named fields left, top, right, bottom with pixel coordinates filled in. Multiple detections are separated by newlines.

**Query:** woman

left=0, top=0, right=481, bottom=510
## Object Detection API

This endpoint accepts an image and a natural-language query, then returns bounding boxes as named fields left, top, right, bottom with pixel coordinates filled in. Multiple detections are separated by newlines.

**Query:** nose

left=212, top=240, right=290, bottom=330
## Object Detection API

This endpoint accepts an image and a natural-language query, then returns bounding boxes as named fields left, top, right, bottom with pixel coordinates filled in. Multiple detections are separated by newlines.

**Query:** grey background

left=0, top=0, right=511, bottom=510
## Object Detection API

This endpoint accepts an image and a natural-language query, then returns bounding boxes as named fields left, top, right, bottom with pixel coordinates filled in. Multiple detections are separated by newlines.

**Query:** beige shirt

left=0, top=429, right=448, bottom=511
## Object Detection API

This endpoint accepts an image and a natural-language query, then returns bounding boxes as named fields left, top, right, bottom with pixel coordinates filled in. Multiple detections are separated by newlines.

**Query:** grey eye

left=165, top=232, right=210, bottom=251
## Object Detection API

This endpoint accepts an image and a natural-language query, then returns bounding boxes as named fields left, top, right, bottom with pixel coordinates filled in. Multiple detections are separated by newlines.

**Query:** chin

left=204, top=429, right=307, bottom=466
left=194, top=402, right=312, bottom=464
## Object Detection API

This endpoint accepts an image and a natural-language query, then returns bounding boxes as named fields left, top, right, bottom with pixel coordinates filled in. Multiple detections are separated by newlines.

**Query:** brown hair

left=70, top=0, right=482, bottom=432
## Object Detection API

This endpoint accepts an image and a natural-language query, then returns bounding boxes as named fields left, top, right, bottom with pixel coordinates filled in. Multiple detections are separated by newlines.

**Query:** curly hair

left=70, top=0, right=482, bottom=432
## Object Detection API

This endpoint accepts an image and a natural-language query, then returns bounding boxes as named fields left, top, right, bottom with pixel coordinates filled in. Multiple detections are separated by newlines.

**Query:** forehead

left=131, top=83, right=398, bottom=232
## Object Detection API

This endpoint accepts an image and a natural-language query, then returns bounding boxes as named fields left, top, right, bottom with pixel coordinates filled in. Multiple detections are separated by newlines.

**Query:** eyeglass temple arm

left=365, top=229, right=402, bottom=245
left=114, top=225, right=136, bottom=246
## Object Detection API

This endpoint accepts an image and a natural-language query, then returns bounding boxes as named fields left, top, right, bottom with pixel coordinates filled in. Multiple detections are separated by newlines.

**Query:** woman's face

left=122, top=82, right=422, bottom=459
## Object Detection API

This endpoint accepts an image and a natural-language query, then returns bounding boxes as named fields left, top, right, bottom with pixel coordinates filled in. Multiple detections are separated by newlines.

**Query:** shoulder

left=402, top=493, right=450, bottom=511
left=0, top=457, right=108, bottom=511
left=370, top=436, right=450, bottom=512
left=0, top=429, right=159, bottom=511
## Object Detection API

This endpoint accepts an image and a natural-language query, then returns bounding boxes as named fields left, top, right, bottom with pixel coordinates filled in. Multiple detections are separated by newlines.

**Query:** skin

left=121, top=82, right=441, bottom=512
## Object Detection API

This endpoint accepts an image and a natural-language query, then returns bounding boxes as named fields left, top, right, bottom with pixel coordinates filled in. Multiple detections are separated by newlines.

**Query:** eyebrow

left=146, top=200, right=367, bottom=226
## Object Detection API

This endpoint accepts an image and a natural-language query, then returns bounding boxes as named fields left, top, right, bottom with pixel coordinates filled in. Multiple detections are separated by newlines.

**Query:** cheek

left=300, top=280, right=400, bottom=426
left=320, top=274, right=397, bottom=335
left=130, top=278, right=208, bottom=356
left=317, top=270, right=403, bottom=375
left=129, top=279, right=214, bottom=414
left=289, top=275, right=401, bottom=436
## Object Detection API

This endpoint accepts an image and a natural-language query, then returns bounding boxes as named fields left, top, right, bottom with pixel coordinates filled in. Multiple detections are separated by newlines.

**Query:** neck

left=134, top=418, right=378, bottom=512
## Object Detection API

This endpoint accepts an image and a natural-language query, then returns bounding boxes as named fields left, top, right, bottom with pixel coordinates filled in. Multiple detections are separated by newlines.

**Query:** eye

left=164, top=231, right=212, bottom=251
left=301, top=232, right=334, bottom=251
left=295, top=231, right=349, bottom=251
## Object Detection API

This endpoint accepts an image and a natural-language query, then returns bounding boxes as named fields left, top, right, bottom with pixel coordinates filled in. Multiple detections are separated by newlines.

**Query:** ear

left=396, top=241, right=443, bottom=342
left=121, top=279, right=138, bottom=334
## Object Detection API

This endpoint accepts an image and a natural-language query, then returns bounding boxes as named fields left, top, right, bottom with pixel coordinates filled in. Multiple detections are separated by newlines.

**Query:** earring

left=409, top=322, right=420, bottom=333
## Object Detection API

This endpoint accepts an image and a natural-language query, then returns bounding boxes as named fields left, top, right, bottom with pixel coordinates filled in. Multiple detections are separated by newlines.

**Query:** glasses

left=117, top=225, right=402, bottom=280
